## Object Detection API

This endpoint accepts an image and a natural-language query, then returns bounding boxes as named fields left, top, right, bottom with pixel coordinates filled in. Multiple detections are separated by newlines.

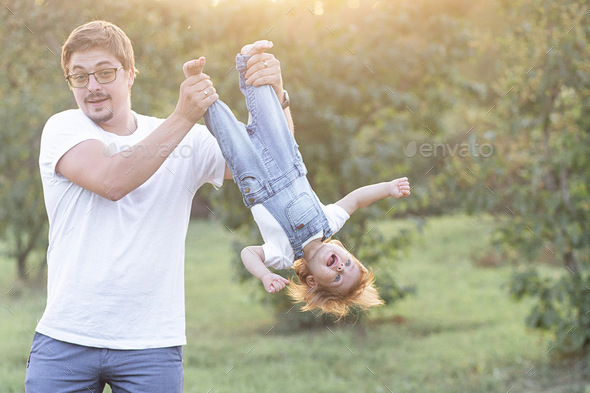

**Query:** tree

left=437, top=0, right=590, bottom=355
left=500, top=0, right=590, bottom=356
left=0, top=1, right=70, bottom=281
left=203, top=0, right=479, bottom=325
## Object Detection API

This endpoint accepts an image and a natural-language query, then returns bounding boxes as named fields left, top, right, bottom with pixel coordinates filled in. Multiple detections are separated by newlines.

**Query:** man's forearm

left=56, top=112, right=196, bottom=201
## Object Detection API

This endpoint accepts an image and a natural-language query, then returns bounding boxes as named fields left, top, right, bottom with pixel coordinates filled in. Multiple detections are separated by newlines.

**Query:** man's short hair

left=61, top=20, right=137, bottom=77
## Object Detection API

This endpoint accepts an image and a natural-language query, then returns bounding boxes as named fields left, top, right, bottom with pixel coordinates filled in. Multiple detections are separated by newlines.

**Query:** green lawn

left=0, top=215, right=584, bottom=392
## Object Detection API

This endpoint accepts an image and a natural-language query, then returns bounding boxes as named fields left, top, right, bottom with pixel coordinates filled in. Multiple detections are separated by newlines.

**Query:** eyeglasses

left=66, top=66, right=124, bottom=88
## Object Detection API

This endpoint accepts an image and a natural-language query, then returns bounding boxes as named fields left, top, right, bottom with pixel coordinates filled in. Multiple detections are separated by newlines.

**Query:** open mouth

left=327, top=254, right=337, bottom=267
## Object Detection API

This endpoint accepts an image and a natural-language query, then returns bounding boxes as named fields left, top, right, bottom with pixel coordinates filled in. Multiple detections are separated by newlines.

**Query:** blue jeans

left=25, top=333, right=183, bottom=393
left=204, top=55, right=331, bottom=259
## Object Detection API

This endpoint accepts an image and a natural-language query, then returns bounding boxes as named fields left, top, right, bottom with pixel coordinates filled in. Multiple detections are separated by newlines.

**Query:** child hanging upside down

left=186, top=41, right=410, bottom=319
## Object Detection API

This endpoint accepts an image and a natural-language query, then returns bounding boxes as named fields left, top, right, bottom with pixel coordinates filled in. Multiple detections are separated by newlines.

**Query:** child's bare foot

left=390, top=177, right=411, bottom=198
left=240, top=40, right=273, bottom=56
left=182, top=56, right=206, bottom=78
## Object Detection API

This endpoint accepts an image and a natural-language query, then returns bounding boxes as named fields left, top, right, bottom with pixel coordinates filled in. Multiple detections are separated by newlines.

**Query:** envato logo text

left=103, top=143, right=194, bottom=159
left=403, top=141, right=493, bottom=158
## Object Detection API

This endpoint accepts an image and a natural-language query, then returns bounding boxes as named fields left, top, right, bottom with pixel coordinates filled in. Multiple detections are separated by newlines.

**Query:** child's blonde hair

left=287, top=239, right=384, bottom=319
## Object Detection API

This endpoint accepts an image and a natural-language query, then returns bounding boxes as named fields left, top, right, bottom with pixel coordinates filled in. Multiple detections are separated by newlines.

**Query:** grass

left=0, top=215, right=586, bottom=392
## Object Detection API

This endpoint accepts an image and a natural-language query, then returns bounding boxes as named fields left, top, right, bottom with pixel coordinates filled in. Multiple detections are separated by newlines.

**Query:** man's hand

left=389, top=177, right=411, bottom=198
left=174, top=56, right=218, bottom=125
left=241, top=40, right=284, bottom=103
left=261, top=272, right=290, bottom=294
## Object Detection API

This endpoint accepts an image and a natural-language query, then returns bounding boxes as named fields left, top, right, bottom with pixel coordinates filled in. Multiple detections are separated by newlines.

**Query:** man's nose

left=86, top=74, right=102, bottom=91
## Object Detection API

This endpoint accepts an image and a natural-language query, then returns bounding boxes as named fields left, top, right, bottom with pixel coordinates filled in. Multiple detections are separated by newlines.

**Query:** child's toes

left=182, top=57, right=205, bottom=78
left=240, top=44, right=254, bottom=56
left=241, top=40, right=273, bottom=56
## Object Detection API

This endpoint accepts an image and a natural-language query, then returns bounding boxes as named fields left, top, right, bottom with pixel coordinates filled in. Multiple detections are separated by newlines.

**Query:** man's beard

left=85, top=93, right=114, bottom=124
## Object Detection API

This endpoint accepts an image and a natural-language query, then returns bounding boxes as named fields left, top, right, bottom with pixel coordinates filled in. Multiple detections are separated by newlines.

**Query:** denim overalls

left=203, top=54, right=332, bottom=260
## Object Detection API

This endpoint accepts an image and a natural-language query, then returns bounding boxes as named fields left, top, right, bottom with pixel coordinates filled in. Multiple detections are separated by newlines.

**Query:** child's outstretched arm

left=241, top=246, right=290, bottom=294
left=335, top=177, right=411, bottom=216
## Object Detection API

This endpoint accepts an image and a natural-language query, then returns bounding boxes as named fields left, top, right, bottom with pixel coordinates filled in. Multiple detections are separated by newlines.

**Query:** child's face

left=305, top=242, right=362, bottom=295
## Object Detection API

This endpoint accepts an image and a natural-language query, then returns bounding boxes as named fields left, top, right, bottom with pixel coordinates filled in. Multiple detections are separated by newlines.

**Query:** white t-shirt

left=37, top=109, right=225, bottom=349
left=252, top=202, right=350, bottom=270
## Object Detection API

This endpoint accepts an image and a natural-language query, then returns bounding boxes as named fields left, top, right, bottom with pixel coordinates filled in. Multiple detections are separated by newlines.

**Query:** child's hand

left=262, top=272, right=290, bottom=294
left=390, top=177, right=411, bottom=198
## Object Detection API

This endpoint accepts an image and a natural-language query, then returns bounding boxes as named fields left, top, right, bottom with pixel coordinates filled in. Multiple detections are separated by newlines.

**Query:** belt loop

left=264, top=180, right=273, bottom=198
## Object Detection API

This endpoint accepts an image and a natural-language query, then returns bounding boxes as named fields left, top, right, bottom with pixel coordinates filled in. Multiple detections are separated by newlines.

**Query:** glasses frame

left=66, top=66, right=124, bottom=88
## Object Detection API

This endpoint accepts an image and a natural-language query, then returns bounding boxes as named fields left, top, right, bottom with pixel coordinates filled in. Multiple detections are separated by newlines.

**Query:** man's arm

left=335, top=177, right=411, bottom=216
left=241, top=246, right=289, bottom=294
left=56, top=58, right=217, bottom=200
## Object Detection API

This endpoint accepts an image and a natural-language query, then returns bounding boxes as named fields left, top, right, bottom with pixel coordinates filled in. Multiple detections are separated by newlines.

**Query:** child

left=187, top=41, right=410, bottom=318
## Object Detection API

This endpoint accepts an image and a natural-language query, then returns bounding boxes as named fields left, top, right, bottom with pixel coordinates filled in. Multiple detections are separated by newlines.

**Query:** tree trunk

left=564, top=250, right=578, bottom=275
left=15, top=229, right=39, bottom=281
left=17, top=253, right=27, bottom=281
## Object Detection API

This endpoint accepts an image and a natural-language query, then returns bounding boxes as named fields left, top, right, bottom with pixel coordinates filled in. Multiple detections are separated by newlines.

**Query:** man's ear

left=306, top=275, right=317, bottom=287
left=128, top=68, right=135, bottom=87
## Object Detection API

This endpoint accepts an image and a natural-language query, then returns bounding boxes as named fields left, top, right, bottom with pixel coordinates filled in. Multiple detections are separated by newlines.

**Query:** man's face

left=67, top=49, right=134, bottom=127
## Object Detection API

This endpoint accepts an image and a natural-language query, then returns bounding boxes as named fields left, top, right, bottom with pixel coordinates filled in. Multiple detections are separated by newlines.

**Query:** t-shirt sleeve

left=262, top=242, right=295, bottom=270
left=323, top=203, right=350, bottom=235
left=189, top=124, right=226, bottom=189
left=39, top=110, right=102, bottom=183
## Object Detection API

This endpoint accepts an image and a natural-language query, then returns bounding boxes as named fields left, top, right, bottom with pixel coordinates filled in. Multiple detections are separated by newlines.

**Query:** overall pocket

left=286, top=193, right=320, bottom=232
left=238, top=174, right=266, bottom=207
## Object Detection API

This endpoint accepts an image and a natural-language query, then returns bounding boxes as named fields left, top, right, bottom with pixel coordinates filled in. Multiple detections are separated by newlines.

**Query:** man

left=25, top=20, right=292, bottom=392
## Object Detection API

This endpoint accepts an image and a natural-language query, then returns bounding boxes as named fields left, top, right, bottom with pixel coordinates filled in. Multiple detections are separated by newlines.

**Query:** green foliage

left=510, top=267, right=590, bottom=354
left=433, top=0, right=590, bottom=356
left=0, top=0, right=70, bottom=279
left=4, top=0, right=588, bottom=345
left=204, top=0, right=476, bottom=322
left=494, top=0, right=590, bottom=356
